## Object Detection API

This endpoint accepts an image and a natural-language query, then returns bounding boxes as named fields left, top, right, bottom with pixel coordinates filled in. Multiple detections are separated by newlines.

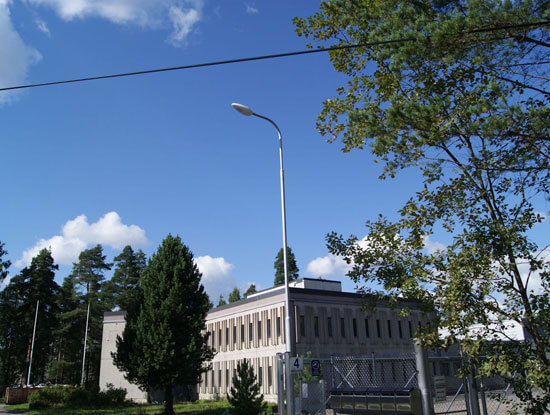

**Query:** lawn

left=4, top=400, right=248, bottom=415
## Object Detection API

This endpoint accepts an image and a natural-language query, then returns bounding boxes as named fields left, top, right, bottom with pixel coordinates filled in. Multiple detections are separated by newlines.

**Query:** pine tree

left=244, top=284, right=257, bottom=298
left=0, top=240, right=10, bottom=283
left=103, top=245, right=146, bottom=312
left=113, top=235, right=213, bottom=415
left=217, top=295, right=227, bottom=307
left=274, top=247, right=299, bottom=286
left=70, top=245, right=112, bottom=386
left=228, top=288, right=241, bottom=303
left=227, top=359, right=267, bottom=415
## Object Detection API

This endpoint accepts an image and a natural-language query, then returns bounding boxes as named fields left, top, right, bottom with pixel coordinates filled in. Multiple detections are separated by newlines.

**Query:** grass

left=4, top=400, right=277, bottom=415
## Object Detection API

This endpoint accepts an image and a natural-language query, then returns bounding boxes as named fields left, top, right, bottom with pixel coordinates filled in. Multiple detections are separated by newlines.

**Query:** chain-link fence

left=279, top=353, right=513, bottom=415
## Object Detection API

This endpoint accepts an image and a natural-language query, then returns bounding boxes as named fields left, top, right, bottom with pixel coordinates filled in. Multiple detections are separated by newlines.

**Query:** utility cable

left=0, top=20, right=548, bottom=93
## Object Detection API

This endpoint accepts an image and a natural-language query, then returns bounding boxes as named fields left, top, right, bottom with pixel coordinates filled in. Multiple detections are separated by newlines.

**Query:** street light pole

left=232, top=103, right=294, bottom=414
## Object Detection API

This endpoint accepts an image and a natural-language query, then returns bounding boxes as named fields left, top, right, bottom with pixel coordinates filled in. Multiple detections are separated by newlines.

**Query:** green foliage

left=273, top=247, right=299, bottom=286
left=0, top=240, right=10, bottom=283
left=103, top=246, right=146, bottom=312
left=227, top=360, right=267, bottom=415
left=228, top=288, right=241, bottom=303
left=217, top=295, right=227, bottom=307
left=295, top=1, right=549, bottom=413
left=113, top=234, right=213, bottom=415
left=243, top=284, right=257, bottom=298
left=28, top=384, right=127, bottom=409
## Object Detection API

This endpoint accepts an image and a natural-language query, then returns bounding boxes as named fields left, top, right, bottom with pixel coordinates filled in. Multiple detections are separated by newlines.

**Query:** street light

left=232, top=103, right=294, bottom=414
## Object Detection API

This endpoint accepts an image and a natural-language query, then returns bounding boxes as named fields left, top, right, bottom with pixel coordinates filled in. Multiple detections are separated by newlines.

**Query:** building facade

left=100, top=278, right=429, bottom=402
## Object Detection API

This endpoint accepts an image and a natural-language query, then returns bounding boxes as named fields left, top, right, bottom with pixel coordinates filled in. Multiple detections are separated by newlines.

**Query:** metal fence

left=277, top=352, right=513, bottom=415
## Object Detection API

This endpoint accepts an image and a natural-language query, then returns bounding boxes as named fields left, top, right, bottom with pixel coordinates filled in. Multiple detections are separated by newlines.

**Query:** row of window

left=208, top=316, right=282, bottom=348
left=202, top=362, right=273, bottom=392
left=298, top=316, right=423, bottom=340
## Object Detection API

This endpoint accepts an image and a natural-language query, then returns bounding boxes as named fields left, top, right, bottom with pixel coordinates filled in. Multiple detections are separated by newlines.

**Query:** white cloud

left=246, top=4, right=258, bottom=14
left=422, top=235, right=446, bottom=254
left=168, top=3, right=201, bottom=46
left=27, top=0, right=204, bottom=44
left=307, top=254, right=351, bottom=278
left=194, top=255, right=236, bottom=302
left=0, top=0, right=42, bottom=103
left=34, top=17, right=50, bottom=36
left=517, top=247, right=550, bottom=295
left=16, top=212, right=148, bottom=266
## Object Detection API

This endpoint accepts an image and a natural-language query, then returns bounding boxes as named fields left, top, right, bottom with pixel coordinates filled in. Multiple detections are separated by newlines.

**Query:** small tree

left=228, top=288, right=241, bottom=303
left=274, top=247, right=299, bottom=286
left=243, top=284, right=257, bottom=298
left=217, top=295, right=227, bottom=307
left=0, top=240, right=10, bottom=283
left=227, top=359, right=266, bottom=415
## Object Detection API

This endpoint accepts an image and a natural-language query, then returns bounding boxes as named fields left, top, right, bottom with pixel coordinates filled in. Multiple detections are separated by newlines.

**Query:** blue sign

left=310, top=359, right=321, bottom=376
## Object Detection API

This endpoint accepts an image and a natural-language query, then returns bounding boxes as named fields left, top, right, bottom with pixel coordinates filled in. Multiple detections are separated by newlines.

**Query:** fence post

left=414, top=340, right=434, bottom=415
left=277, top=353, right=285, bottom=414
left=467, top=369, right=481, bottom=415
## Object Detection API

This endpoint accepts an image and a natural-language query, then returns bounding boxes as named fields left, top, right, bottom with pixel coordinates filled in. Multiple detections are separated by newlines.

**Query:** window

left=233, top=325, right=237, bottom=344
left=418, top=321, right=423, bottom=329
left=241, top=324, right=245, bottom=343
left=267, top=318, right=271, bottom=338
left=258, top=321, right=262, bottom=340
left=376, top=319, right=381, bottom=338
left=340, top=317, right=346, bottom=337
left=268, top=366, right=273, bottom=387
left=398, top=320, right=403, bottom=338
left=211, top=330, right=215, bottom=347
left=328, top=317, right=333, bottom=337
left=353, top=318, right=358, bottom=337
left=300, top=315, right=305, bottom=337
left=387, top=320, right=392, bottom=338
left=441, top=362, right=450, bottom=376
left=276, top=317, right=281, bottom=338
left=249, top=322, right=253, bottom=341
left=365, top=319, right=370, bottom=338
left=392, top=362, right=396, bottom=381
left=314, top=316, right=319, bottom=337
left=218, top=369, right=221, bottom=387
left=226, top=369, right=229, bottom=387
left=258, top=366, right=263, bottom=386
left=219, top=329, right=222, bottom=347
left=226, top=327, right=229, bottom=345
left=408, top=321, right=412, bottom=338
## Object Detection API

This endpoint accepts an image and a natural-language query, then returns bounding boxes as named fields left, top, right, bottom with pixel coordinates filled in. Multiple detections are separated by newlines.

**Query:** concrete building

left=100, top=278, right=428, bottom=402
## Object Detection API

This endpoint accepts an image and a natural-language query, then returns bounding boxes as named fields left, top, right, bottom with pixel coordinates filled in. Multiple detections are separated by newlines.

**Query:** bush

left=28, top=384, right=128, bottom=409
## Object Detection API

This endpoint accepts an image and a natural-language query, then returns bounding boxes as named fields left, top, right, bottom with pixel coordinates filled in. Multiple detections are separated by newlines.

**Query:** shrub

left=28, top=386, right=74, bottom=409
left=28, top=384, right=128, bottom=409
left=98, top=383, right=127, bottom=406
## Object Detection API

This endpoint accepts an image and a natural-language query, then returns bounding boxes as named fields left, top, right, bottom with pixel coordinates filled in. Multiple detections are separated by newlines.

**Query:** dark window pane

left=365, top=319, right=370, bottom=338
left=340, top=317, right=346, bottom=337
left=328, top=317, right=333, bottom=337
left=376, top=320, right=381, bottom=338
left=314, top=316, right=319, bottom=337
left=353, top=318, right=358, bottom=337
left=387, top=320, right=392, bottom=338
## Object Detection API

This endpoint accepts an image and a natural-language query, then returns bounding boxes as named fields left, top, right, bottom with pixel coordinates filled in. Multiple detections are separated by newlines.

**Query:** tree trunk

left=164, top=384, right=174, bottom=415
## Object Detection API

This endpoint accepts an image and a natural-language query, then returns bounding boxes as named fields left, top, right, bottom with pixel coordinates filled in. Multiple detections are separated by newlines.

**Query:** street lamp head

left=232, top=103, right=253, bottom=117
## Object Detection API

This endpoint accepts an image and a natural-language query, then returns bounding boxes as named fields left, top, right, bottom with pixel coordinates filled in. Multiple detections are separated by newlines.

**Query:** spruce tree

left=228, top=288, right=241, bottom=303
left=227, top=359, right=267, bottom=415
left=274, top=247, right=299, bottom=286
left=113, top=234, right=213, bottom=415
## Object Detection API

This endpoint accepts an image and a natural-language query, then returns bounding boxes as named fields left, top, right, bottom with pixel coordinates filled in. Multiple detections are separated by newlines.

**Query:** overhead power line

left=0, top=20, right=548, bottom=93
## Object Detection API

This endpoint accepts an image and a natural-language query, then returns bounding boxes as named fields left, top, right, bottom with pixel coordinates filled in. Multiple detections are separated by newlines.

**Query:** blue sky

left=1, top=0, right=548, bottom=301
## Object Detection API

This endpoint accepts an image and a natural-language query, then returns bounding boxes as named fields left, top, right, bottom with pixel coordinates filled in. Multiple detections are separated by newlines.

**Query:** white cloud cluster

left=194, top=255, right=236, bottom=302
left=0, top=0, right=204, bottom=103
left=0, top=0, right=42, bottom=102
left=306, top=254, right=351, bottom=278
left=16, top=212, right=148, bottom=266
left=246, top=4, right=258, bottom=14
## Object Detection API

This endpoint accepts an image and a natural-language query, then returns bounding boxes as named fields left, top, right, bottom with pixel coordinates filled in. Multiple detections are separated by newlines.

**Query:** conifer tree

left=274, top=247, right=299, bottom=286
left=244, top=284, right=257, bottom=298
left=217, top=295, right=227, bottom=307
left=0, top=240, right=10, bottom=283
left=103, top=245, right=146, bottom=311
left=113, top=235, right=213, bottom=415
left=70, top=245, right=112, bottom=386
left=228, top=287, right=241, bottom=303
left=227, top=359, right=267, bottom=415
